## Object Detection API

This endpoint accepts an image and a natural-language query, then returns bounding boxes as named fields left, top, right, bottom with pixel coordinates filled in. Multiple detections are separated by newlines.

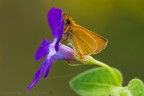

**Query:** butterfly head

left=62, top=14, right=73, bottom=39
left=64, top=14, right=75, bottom=25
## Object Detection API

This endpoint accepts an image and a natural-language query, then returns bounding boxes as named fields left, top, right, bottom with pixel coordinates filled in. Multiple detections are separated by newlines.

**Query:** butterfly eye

left=66, top=18, right=71, bottom=24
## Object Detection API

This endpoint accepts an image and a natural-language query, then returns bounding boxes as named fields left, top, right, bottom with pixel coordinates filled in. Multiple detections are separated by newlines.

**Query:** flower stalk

left=76, top=55, right=121, bottom=86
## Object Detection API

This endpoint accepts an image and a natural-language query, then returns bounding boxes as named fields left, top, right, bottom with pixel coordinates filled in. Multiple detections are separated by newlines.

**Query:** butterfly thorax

left=63, top=15, right=75, bottom=39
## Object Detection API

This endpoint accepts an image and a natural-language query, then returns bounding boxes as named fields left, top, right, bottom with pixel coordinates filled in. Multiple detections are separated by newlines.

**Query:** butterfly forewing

left=71, top=24, right=107, bottom=58
left=90, top=31, right=108, bottom=54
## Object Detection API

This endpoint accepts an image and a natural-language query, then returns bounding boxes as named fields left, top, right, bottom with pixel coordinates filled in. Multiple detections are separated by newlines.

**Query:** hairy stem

left=79, top=56, right=121, bottom=86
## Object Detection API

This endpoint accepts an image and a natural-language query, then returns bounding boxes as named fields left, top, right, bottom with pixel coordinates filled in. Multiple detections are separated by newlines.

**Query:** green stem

left=93, top=59, right=120, bottom=86
left=79, top=56, right=121, bottom=86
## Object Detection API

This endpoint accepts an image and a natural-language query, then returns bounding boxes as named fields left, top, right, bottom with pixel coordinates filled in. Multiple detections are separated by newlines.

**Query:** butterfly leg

left=59, top=32, right=72, bottom=48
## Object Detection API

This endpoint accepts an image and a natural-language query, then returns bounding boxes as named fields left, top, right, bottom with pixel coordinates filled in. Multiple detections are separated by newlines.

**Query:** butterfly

left=62, top=14, right=108, bottom=59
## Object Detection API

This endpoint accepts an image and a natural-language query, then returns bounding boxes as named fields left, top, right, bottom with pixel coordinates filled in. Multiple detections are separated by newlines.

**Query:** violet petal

left=48, top=7, right=64, bottom=51
left=35, top=39, right=52, bottom=60
left=27, top=56, right=55, bottom=90
left=43, top=55, right=56, bottom=78
left=27, top=60, right=46, bottom=90
left=48, top=7, right=64, bottom=39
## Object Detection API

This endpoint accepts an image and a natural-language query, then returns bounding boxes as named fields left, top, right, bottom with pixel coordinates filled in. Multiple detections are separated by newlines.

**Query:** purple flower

left=27, top=8, right=75, bottom=90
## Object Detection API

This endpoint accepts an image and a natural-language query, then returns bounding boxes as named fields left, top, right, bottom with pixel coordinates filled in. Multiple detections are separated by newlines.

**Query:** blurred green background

left=0, top=0, right=144, bottom=96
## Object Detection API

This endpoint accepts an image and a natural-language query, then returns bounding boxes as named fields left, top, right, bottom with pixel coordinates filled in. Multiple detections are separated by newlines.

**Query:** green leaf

left=70, top=67, right=122, bottom=96
left=128, top=78, right=144, bottom=96
left=111, top=78, right=144, bottom=96
left=111, top=87, right=131, bottom=96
